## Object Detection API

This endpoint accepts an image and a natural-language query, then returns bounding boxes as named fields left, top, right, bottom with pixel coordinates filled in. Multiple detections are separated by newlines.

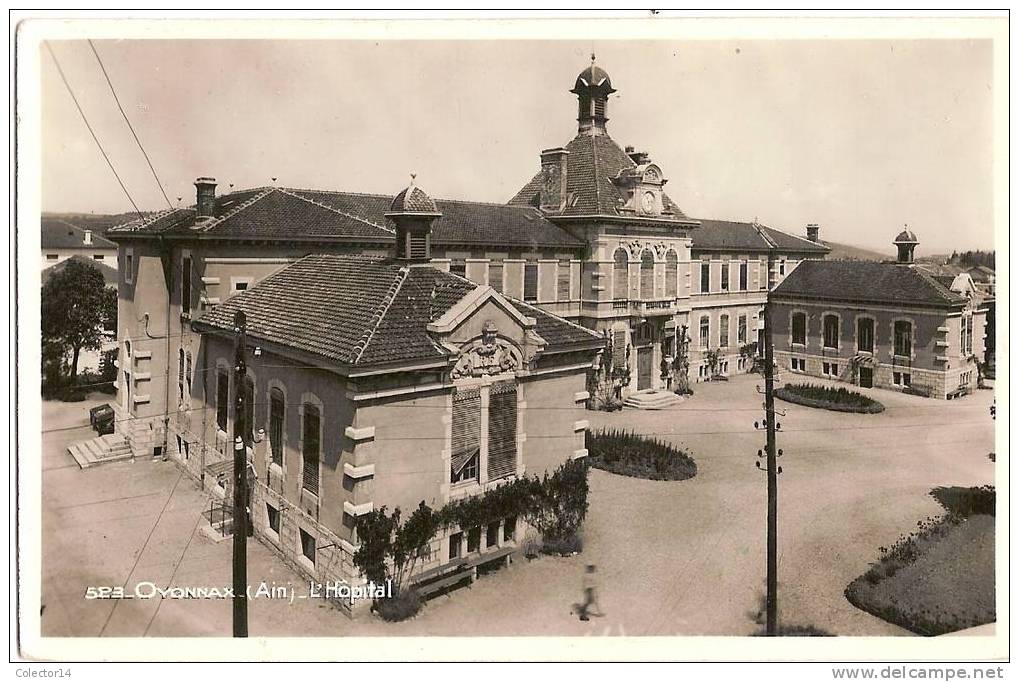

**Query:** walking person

left=578, top=564, right=603, bottom=621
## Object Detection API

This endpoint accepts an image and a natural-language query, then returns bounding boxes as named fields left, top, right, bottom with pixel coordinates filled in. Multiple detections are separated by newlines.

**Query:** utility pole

left=762, top=299, right=779, bottom=636
left=232, top=310, right=249, bottom=638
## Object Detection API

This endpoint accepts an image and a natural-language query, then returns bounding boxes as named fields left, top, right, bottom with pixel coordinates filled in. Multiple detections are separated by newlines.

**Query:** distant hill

left=820, top=240, right=891, bottom=261
left=42, top=211, right=150, bottom=234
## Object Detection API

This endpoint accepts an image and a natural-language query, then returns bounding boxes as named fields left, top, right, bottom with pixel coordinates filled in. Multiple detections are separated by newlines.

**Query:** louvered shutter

left=450, top=387, right=481, bottom=478
left=302, top=406, right=320, bottom=494
left=612, top=330, right=627, bottom=368
left=487, top=380, right=518, bottom=481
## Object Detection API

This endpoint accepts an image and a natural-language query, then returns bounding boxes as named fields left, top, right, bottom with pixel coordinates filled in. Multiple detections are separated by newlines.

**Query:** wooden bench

left=468, top=545, right=515, bottom=570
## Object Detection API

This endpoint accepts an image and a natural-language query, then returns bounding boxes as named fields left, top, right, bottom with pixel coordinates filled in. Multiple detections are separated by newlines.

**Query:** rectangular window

left=181, top=256, right=192, bottom=315
left=233, top=281, right=249, bottom=292
left=503, top=517, right=516, bottom=542
left=488, top=261, right=503, bottom=293
left=699, top=316, right=709, bottom=350
left=448, top=532, right=463, bottom=560
left=467, top=527, right=481, bottom=554
left=792, top=313, right=806, bottom=346
left=487, top=380, right=518, bottom=481
left=903, top=373, right=911, bottom=387
left=486, top=522, right=500, bottom=548
left=523, top=262, right=538, bottom=302
left=267, top=504, right=280, bottom=535
left=302, top=405, right=320, bottom=495
left=700, top=262, right=710, bottom=293
left=738, top=315, right=747, bottom=344
left=94, top=254, right=104, bottom=260
left=739, top=262, right=748, bottom=290
left=269, top=390, right=284, bottom=467
left=449, top=260, right=466, bottom=277
left=779, top=260, right=786, bottom=276
left=557, top=261, right=571, bottom=301
left=125, top=249, right=134, bottom=283
left=894, top=321, right=912, bottom=357
left=720, top=263, right=729, bottom=291
left=893, top=371, right=902, bottom=385
left=823, top=315, right=839, bottom=349
left=216, top=370, right=229, bottom=432
left=299, top=528, right=316, bottom=565
left=719, top=315, right=730, bottom=348
left=451, top=386, right=481, bottom=484
left=857, top=318, right=874, bottom=353
left=46, top=254, right=58, bottom=260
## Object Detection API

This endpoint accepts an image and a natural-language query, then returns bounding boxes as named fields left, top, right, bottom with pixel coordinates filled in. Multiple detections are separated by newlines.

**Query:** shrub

left=542, top=533, right=583, bottom=556
left=375, top=589, right=422, bottom=622
left=775, top=383, right=885, bottom=413
left=586, top=429, right=697, bottom=481
left=930, top=485, right=995, bottom=518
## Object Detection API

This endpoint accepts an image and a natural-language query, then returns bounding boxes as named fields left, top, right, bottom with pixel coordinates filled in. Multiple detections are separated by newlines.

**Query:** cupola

left=893, top=226, right=919, bottom=264
left=570, top=54, right=616, bottom=136
left=386, top=175, right=442, bottom=264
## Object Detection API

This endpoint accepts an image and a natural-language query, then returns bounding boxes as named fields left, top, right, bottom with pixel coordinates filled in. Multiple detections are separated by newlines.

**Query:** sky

left=40, top=38, right=994, bottom=253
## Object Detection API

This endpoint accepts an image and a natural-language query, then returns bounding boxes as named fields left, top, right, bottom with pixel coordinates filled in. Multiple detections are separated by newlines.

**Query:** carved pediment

left=450, top=320, right=523, bottom=379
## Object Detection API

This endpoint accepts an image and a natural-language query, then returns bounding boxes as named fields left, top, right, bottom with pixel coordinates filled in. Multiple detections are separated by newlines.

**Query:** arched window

left=613, top=248, right=628, bottom=301
left=665, top=250, right=678, bottom=298
left=699, top=315, right=710, bottom=349
left=823, top=314, right=840, bottom=349
left=640, top=250, right=655, bottom=299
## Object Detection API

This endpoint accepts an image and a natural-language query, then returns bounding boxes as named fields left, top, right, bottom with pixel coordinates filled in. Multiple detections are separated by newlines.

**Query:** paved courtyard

left=40, top=376, right=995, bottom=637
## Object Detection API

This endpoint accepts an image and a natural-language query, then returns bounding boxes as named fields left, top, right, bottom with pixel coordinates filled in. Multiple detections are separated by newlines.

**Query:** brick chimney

left=539, top=148, right=569, bottom=211
left=626, top=146, right=650, bottom=165
left=806, top=223, right=820, bottom=242
left=194, top=177, right=217, bottom=218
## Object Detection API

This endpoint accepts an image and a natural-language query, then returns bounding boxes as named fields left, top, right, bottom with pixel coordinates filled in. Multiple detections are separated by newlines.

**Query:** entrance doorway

left=859, top=367, right=873, bottom=388
left=637, top=346, right=654, bottom=391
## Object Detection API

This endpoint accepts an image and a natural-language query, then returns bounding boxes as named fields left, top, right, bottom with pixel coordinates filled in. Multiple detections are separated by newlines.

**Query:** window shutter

left=487, top=381, right=518, bottom=481
left=302, top=407, right=320, bottom=494
left=269, top=391, right=284, bottom=466
left=524, top=263, right=538, bottom=301
left=488, top=262, right=503, bottom=293
left=557, top=261, right=571, bottom=301
left=451, top=387, right=481, bottom=478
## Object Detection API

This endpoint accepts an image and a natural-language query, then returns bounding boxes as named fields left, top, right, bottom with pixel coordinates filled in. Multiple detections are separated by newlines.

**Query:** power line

left=43, top=41, right=144, bottom=222
left=87, top=39, right=174, bottom=211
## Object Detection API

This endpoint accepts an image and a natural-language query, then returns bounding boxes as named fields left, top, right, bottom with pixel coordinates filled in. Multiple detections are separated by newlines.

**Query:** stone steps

left=623, top=390, right=685, bottom=410
left=67, top=434, right=133, bottom=469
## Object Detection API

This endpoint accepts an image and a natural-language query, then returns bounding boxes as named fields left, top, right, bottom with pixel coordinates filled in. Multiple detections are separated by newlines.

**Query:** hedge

left=585, top=429, right=697, bottom=481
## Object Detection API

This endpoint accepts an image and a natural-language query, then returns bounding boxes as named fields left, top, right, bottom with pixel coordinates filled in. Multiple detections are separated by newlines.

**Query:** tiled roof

left=108, top=186, right=582, bottom=249
left=42, top=219, right=117, bottom=249
left=508, top=134, right=691, bottom=221
left=194, top=255, right=601, bottom=369
left=43, top=254, right=118, bottom=287
left=690, top=218, right=830, bottom=254
left=388, top=185, right=440, bottom=215
left=772, top=260, right=967, bottom=308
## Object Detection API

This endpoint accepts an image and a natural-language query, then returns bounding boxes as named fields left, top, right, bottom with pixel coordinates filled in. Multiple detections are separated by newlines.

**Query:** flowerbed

left=775, top=383, right=884, bottom=414
left=844, top=486, right=995, bottom=636
left=585, top=429, right=697, bottom=481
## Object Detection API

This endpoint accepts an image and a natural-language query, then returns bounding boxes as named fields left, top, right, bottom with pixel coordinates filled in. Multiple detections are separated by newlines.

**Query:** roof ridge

left=199, top=187, right=276, bottom=232
left=352, top=265, right=410, bottom=364
left=109, top=206, right=185, bottom=232
left=761, top=225, right=830, bottom=250
left=509, top=295, right=600, bottom=339
left=291, top=186, right=544, bottom=211
left=911, top=266, right=965, bottom=302
left=277, top=187, right=396, bottom=235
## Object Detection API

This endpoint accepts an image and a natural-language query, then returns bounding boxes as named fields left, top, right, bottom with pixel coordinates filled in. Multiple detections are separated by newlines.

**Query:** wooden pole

left=763, top=291, right=778, bottom=636
left=232, top=310, right=248, bottom=638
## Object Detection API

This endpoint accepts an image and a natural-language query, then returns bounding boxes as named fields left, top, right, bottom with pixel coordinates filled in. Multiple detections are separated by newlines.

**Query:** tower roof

left=571, top=61, right=615, bottom=94
left=386, top=178, right=441, bottom=216
left=894, top=228, right=919, bottom=244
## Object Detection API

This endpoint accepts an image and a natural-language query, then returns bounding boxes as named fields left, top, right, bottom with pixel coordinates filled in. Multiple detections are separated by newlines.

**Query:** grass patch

left=845, top=486, right=995, bottom=636
left=586, top=429, right=697, bottom=481
left=775, top=383, right=885, bottom=413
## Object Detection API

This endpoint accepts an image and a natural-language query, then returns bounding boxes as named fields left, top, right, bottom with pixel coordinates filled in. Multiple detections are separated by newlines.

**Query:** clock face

left=642, top=191, right=657, bottom=213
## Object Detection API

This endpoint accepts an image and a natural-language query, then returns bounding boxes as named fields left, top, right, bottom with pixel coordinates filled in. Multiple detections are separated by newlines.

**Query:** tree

left=41, top=259, right=110, bottom=381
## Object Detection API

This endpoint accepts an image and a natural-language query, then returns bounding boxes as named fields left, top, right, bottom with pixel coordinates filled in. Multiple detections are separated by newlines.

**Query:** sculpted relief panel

left=450, top=320, right=524, bottom=379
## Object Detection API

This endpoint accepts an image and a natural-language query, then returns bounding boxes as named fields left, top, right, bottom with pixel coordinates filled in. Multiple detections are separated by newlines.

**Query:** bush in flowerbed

left=585, top=429, right=697, bottom=481
left=845, top=486, right=995, bottom=636
left=775, top=383, right=884, bottom=414
left=375, top=589, right=423, bottom=622
left=542, top=532, right=583, bottom=557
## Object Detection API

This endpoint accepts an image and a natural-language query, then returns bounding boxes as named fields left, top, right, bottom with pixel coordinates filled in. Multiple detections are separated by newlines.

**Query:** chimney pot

left=194, top=177, right=217, bottom=218
left=806, top=223, right=820, bottom=242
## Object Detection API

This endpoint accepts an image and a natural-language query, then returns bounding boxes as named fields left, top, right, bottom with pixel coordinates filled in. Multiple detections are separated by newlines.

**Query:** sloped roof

left=772, top=260, right=968, bottom=308
left=508, top=134, right=692, bottom=221
left=193, top=255, right=601, bottom=369
left=108, top=186, right=583, bottom=249
left=42, top=254, right=118, bottom=287
left=690, top=218, right=830, bottom=254
left=42, top=219, right=117, bottom=249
